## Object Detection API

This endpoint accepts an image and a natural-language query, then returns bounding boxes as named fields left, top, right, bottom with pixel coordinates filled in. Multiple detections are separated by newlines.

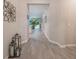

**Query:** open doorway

left=28, top=4, right=49, bottom=31
left=27, top=4, right=49, bottom=34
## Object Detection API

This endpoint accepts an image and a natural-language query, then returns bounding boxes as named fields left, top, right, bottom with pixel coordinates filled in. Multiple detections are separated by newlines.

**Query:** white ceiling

left=29, top=4, right=49, bottom=18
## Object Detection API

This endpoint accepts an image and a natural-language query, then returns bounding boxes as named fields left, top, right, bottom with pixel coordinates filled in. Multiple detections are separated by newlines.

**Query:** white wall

left=3, top=0, right=28, bottom=59
left=3, top=0, right=76, bottom=58
left=4, top=0, right=49, bottom=58
left=42, top=0, right=76, bottom=45
left=29, top=5, right=49, bottom=17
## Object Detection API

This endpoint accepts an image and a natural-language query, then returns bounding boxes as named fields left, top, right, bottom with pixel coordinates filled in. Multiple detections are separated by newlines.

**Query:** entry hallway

left=9, top=30, right=76, bottom=59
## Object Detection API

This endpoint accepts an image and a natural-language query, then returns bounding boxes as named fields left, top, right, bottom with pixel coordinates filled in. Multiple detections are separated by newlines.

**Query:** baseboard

left=43, top=31, right=76, bottom=48
left=21, top=39, right=29, bottom=44
left=61, top=44, right=76, bottom=48
left=42, top=31, right=62, bottom=47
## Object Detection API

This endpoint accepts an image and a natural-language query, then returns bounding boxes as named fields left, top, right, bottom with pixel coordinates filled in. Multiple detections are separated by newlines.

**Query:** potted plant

left=30, top=18, right=40, bottom=30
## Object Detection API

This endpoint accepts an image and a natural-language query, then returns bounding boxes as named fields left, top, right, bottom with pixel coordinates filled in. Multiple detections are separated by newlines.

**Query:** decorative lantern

left=14, top=33, right=21, bottom=57
left=8, top=33, right=22, bottom=58
left=9, top=40, right=15, bottom=57
left=19, top=36, right=21, bottom=50
left=16, top=47, right=20, bottom=57
left=15, top=33, right=19, bottom=47
left=12, top=36, right=15, bottom=42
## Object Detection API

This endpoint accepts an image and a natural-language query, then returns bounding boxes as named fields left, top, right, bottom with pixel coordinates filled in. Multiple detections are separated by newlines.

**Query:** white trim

left=21, top=39, right=29, bottom=44
left=61, top=44, right=76, bottom=48
left=43, top=31, right=63, bottom=47
left=47, top=38, right=64, bottom=48
left=43, top=31, right=76, bottom=48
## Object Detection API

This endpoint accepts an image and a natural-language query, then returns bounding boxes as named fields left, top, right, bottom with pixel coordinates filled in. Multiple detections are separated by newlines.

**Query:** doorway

left=27, top=3, right=49, bottom=38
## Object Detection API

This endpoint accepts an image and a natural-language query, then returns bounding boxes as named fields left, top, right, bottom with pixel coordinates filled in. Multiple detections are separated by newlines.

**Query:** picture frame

left=3, top=0, right=16, bottom=23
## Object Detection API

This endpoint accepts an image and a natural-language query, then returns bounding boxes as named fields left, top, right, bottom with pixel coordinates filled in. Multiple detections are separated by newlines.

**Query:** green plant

left=30, top=18, right=40, bottom=29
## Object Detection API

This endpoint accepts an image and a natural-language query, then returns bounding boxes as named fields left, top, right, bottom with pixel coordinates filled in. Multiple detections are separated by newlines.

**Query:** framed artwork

left=3, top=0, right=16, bottom=22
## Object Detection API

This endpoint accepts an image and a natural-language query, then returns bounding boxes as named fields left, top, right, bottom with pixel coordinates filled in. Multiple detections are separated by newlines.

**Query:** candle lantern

left=19, top=36, right=21, bottom=50
left=12, top=36, right=15, bottom=42
left=12, top=36, right=17, bottom=57
left=15, top=33, right=19, bottom=47
left=19, top=35, right=21, bottom=56
left=8, top=33, right=22, bottom=58
left=9, top=40, right=15, bottom=58
left=16, top=47, right=20, bottom=57
left=15, top=33, right=21, bottom=57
